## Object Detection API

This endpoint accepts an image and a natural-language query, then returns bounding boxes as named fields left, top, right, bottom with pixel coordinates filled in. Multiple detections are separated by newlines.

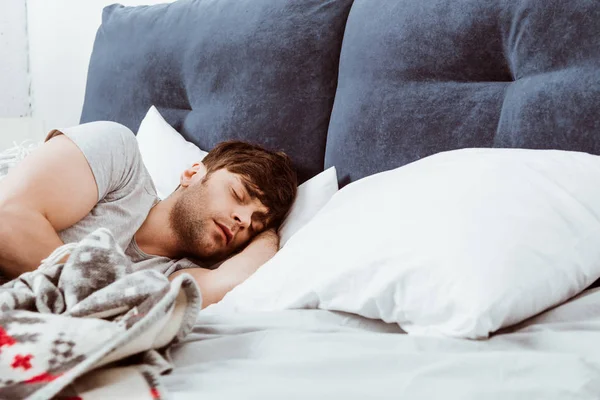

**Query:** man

left=0, top=121, right=297, bottom=308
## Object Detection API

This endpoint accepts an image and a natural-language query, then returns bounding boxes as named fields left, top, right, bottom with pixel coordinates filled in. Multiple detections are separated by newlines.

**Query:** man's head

left=169, top=140, right=297, bottom=261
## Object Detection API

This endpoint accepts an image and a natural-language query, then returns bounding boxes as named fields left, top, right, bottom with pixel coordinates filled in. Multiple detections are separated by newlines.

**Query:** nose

left=232, top=206, right=253, bottom=230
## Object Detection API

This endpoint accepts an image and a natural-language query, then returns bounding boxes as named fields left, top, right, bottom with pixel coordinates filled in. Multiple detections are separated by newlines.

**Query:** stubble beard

left=169, top=185, right=214, bottom=260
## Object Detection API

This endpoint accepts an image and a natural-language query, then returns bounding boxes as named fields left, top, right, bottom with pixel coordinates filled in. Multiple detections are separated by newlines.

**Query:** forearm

left=170, top=230, right=279, bottom=308
left=0, top=205, right=64, bottom=279
left=170, top=267, right=241, bottom=309
left=214, top=232, right=279, bottom=288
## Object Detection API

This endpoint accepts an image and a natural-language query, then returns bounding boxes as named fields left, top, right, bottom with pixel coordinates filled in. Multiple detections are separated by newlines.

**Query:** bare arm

left=0, top=134, right=98, bottom=278
left=169, top=229, right=279, bottom=308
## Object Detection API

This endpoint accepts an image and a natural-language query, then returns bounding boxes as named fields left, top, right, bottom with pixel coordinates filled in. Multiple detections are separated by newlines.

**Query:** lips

left=215, top=221, right=233, bottom=245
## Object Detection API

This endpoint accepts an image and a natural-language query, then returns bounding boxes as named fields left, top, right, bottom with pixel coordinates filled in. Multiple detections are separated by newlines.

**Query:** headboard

left=80, top=0, right=354, bottom=184
left=81, top=0, right=600, bottom=186
left=325, top=0, right=600, bottom=185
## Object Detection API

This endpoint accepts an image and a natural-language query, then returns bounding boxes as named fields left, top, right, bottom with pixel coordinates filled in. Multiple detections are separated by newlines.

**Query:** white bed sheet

left=163, top=288, right=600, bottom=399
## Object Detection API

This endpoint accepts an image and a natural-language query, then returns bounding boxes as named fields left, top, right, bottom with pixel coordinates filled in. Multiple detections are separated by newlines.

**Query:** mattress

left=163, top=288, right=600, bottom=399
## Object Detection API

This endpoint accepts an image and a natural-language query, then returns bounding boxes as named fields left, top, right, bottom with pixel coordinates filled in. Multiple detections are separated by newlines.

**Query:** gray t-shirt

left=49, top=121, right=197, bottom=275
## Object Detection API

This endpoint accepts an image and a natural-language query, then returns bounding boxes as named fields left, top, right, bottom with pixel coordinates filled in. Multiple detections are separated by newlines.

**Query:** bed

left=165, top=294, right=600, bottom=399
left=4, top=0, right=600, bottom=398
left=83, top=0, right=600, bottom=398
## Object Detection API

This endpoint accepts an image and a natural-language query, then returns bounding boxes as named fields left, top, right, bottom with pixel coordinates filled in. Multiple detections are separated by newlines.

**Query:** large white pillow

left=210, top=148, right=600, bottom=339
left=136, top=106, right=338, bottom=244
left=136, top=106, right=208, bottom=199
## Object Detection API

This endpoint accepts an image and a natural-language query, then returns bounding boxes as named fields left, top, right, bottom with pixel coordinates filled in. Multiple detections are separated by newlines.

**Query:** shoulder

left=46, top=121, right=148, bottom=199
left=47, top=121, right=138, bottom=156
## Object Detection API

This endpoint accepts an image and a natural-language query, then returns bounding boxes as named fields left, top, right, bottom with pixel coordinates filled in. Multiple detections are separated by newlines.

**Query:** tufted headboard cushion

left=80, top=0, right=354, bottom=184
left=325, top=0, right=600, bottom=185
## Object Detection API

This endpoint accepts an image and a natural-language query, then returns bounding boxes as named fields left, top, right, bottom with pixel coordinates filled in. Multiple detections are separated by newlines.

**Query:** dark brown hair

left=202, top=140, right=297, bottom=229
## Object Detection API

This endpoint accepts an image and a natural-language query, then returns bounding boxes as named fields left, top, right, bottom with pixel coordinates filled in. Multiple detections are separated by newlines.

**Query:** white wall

left=0, top=0, right=30, bottom=117
left=27, top=0, right=176, bottom=132
left=0, top=0, right=173, bottom=151
left=0, top=0, right=34, bottom=151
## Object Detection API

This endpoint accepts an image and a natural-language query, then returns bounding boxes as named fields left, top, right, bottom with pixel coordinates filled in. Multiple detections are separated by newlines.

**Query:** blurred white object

left=0, top=139, right=41, bottom=181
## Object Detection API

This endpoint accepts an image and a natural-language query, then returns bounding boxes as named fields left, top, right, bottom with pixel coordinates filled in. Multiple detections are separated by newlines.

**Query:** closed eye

left=231, top=188, right=242, bottom=203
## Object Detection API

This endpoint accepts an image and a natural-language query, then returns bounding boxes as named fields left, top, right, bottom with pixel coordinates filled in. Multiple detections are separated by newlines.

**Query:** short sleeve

left=45, top=121, right=142, bottom=201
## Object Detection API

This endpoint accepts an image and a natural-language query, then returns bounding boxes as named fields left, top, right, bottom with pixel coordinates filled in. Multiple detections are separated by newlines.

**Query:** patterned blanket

left=0, top=228, right=202, bottom=400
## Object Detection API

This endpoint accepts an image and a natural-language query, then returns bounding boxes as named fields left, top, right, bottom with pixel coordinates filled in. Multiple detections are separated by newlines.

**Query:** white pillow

left=136, top=106, right=339, bottom=246
left=278, top=166, right=338, bottom=248
left=210, top=148, right=600, bottom=339
left=136, top=106, right=208, bottom=199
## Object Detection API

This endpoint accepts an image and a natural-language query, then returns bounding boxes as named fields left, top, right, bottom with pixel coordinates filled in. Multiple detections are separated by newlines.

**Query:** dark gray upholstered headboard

left=325, top=0, right=600, bottom=185
left=80, top=0, right=354, bottom=184
left=81, top=0, right=600, bottom=186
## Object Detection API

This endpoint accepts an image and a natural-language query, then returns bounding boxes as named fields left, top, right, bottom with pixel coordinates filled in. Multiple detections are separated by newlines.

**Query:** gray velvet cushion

left=326, top=0, right=600, bottom=185
left=80, top=0, right=354, bottom=183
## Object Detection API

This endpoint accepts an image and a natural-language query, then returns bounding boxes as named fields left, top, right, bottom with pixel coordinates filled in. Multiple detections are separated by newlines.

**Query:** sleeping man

left=0, top=122, right=297, bottom=307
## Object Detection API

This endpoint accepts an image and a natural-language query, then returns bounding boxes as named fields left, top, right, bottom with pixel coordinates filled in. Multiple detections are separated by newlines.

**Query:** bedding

left=166, top=287, right=600, bottom=400
left=277, top=166, right=338, bottom=248
left=137, top=106, right=208, bottom=200
left=0, top=228, right=200, bottom=400
left=211, top=148, right=600, bottom=339
left=32, top=0, right=600, bottom=397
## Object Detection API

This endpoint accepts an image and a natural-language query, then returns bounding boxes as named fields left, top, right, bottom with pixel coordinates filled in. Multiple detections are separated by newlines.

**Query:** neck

left=135, top=197, right=181, bottom=258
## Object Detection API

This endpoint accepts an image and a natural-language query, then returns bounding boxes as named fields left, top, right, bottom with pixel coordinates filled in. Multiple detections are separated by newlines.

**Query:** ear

left=179, top=162, right=207, bottom=188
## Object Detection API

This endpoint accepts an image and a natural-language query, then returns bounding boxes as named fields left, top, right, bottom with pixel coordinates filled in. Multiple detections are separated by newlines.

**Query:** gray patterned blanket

left=0, top=228, right=201, bottom=400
